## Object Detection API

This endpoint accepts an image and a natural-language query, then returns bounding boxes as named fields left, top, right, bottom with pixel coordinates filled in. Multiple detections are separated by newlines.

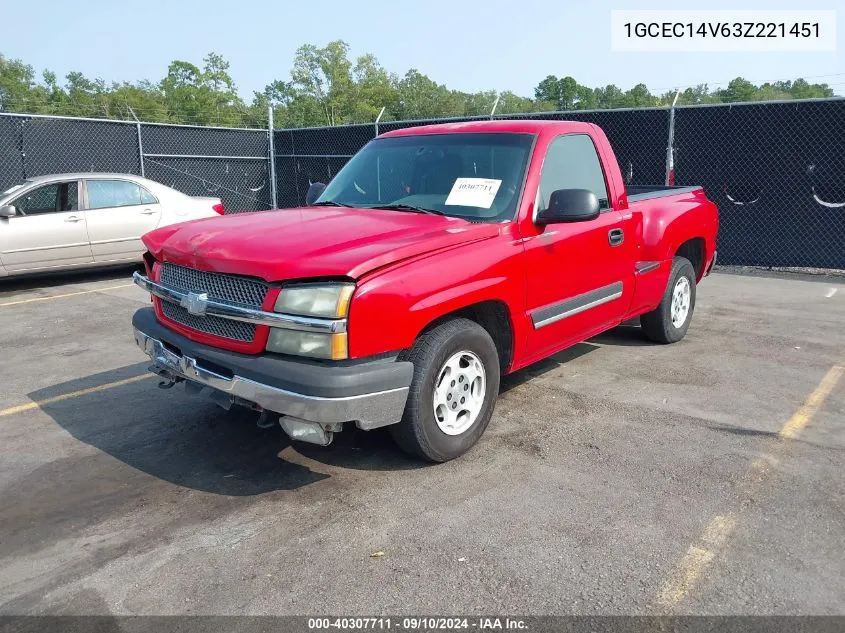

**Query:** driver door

left=0, top=180, right=93, bottom=272
left=521, top=134, right=635, bottom=360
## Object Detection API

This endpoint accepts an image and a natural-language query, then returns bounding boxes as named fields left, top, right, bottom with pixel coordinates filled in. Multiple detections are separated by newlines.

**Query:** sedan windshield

left=316, top=133, right=534, bottom=222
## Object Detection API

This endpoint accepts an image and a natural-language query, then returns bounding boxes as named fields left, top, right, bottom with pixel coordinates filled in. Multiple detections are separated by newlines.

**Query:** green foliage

left=0, top=47, right=838, bottom=129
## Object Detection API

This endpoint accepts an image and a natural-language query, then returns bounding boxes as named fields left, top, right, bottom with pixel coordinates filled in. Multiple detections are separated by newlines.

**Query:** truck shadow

left=590, top=322, right=655, bottom=347
left=30, top=325, right=651, bottom=492
left=500, top=341, right=600, bottom=395
left=27, top=363, right=331, bottom=496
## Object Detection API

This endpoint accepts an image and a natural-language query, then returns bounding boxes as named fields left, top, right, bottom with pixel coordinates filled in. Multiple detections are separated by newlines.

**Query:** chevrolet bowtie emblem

left=181, top=291, right=209, bottom=316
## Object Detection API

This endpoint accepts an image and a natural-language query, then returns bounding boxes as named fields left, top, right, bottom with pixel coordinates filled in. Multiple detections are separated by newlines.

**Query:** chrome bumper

left=133, top=328, right=409, bottom=429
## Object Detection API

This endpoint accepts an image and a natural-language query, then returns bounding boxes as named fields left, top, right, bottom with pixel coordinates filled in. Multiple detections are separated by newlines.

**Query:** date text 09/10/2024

left=307, top=617, right=528, bottom=630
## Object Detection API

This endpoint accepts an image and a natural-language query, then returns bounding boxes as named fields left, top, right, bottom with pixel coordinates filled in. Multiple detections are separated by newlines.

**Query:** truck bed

left=627, top=185, right=702, bottom=202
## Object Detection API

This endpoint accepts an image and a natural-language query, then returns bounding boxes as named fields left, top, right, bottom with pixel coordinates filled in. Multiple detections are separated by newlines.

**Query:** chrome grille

left=158, top=263, right=269, bottom=343
left=160, top=301, right=256, bottom=342
left=160, top=263, right=268, bottom=307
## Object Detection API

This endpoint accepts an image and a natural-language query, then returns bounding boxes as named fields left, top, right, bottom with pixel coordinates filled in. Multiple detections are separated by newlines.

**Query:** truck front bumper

left=132, top=308, right=412, bottom=432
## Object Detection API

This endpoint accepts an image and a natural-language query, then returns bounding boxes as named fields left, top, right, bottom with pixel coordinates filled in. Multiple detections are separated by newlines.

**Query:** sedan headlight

left=267, top=283, right=354, bottom=359
left=274, top=283, right=354, bottom=318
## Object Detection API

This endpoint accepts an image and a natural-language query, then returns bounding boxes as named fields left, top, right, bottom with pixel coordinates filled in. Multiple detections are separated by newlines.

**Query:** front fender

left=347, top=232, right=526, bottom=360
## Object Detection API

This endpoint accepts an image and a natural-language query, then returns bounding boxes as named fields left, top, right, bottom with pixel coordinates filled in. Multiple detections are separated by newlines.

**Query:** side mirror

left=0, top=205, right=17, bottom=218
left=305, top=182, right=327, bottom=206
left=536, top=189, right=600, bottom=225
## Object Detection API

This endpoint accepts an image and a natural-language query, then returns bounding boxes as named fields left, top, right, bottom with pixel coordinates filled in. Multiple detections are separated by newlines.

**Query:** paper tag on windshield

left=444, top=178, right=502, bottom=209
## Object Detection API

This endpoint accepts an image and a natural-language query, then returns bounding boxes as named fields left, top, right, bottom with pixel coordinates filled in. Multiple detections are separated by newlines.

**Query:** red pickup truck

left=132, top=120, right=718, bottom=462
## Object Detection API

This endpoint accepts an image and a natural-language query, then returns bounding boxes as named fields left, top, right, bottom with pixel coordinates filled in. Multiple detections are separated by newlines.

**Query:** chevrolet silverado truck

left=131, top=120, right=718, bottom=462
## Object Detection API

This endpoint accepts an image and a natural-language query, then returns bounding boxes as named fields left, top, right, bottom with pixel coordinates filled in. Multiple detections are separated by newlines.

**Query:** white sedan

left=0, top=173, right=224, bottom=278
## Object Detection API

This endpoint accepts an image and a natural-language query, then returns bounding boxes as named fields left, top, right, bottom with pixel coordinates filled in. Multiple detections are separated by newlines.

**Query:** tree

left=288, top=41, right=354, bottom=126
left=789, top=78, right=833, bottom=99
left=1, top=47, right=841, bottom=128
left=349, top=53, right=395, bottom=122
left=497, top=90, right=540, bottom=114
left=533, top=75, right=585, bottom=110
left=716, top=77, right=757, bottom=103
left=621, top=83, right=655, bottom=107
left=392, top=69, right=460, bottom=120
left=201, top=53, right=244, bottom=126
left=594, top=84, right=625, bottom=109
left=0, top=55, right=39, bottom=112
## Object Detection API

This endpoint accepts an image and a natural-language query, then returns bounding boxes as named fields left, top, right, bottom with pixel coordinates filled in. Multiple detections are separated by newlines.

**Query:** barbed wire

left=0, top=97, right=269, bottom=127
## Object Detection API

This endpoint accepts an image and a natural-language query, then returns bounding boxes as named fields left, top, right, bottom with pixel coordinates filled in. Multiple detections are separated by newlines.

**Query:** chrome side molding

left=531, top=281, right=624, bottom=329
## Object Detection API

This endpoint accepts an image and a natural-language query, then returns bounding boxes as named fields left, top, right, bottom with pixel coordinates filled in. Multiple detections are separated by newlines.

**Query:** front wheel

left=640, top=256, right=697, bottom=344
left=390, top=318, right=500, bottom=462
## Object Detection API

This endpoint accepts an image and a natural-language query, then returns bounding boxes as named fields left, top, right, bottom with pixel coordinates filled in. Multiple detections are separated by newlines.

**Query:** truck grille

left=160, top=263, right=269, bottom=307
left=158, top=263, right=270, bottom=343
left=160, top=301, right=256, bottom=342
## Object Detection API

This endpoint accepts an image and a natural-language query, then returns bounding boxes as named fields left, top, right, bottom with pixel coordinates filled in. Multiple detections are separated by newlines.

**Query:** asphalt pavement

left=0, top=268, right=842, bottom=615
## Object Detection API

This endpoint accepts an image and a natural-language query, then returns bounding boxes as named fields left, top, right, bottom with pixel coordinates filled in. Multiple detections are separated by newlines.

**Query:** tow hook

left=255, top=410, right=275, bottom=429
left=148, top=364, right=183, bottom=389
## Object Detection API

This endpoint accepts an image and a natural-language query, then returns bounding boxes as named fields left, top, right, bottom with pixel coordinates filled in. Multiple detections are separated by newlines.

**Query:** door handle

left=64, top=216, right=82, bottom=223
left=608, top=228, right=624, bottom=247
left=140, top=208, right=157, bottom=215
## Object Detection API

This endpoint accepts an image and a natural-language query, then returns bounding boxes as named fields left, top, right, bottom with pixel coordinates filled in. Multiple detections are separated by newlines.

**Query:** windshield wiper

left=368, top=203, right=446, bottom=216
left=311, top=200, right=356, bottom=207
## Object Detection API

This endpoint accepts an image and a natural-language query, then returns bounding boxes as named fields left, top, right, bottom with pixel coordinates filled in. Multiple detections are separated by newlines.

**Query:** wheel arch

left=413, top=299, right=515, bottom=374
left=675, top=237, right=706, bottom=280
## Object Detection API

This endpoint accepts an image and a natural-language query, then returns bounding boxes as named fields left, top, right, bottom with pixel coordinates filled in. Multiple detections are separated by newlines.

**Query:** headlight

left=274, top=283, right=354, bottom=318
left=268, top=283, right=353, bottom=359
left=266, top=330, right=348, bottom=360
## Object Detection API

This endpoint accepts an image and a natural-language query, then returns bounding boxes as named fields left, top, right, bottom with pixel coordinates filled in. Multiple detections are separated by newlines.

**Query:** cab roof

left=378, top=119, right=596, bottom=138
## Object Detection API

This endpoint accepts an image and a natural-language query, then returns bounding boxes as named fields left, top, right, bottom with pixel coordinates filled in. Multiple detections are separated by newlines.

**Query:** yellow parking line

left=653, top=515, right=736, bottom=608
left=0, top=374, right=152, bottom=418
left=652, top=364, right=843, bottom=611
left=0, top=284, right=134, bottom=307
left=779, top=365, right=844, bottom=439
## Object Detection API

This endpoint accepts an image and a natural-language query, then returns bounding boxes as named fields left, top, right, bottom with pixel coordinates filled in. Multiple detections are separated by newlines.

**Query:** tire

left=641, top=256, right=697, bottom=344
left=390, top=318, right=500, bottom=462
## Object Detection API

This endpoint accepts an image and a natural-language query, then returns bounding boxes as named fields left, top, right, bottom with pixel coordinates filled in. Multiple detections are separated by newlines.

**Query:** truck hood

left=142, top=206, right=501, bottom=281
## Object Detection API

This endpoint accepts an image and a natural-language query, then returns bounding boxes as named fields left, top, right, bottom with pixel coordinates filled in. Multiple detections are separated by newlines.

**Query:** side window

left=537, top=134, right=610, bottom=212
left=87, top=180, right=144, bottom=210
left=13, top=184, right=60, bottom=215
left=140, top=187, right=158, bottom=204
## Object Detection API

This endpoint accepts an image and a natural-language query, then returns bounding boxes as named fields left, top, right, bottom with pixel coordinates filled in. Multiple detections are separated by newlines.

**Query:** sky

left=3, top=0, right=843, bottom=100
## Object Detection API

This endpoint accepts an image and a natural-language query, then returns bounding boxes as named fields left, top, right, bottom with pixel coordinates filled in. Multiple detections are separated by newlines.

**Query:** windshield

left=316, top=133, right=534, bottom=222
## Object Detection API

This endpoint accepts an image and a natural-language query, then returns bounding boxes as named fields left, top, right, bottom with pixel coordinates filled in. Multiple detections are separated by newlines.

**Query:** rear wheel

left=641, top=256, right=697, bottom=344
left=390, top=318, right=500, bottom=462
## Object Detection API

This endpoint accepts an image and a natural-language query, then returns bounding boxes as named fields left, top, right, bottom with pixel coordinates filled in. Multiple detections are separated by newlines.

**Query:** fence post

left=664, top=90, right=680, bottom=186
left=374, top=106, right=386, bottom=138
left=268, top=105, right=278, bottom=210
left=127, top=106, right=145, bottom=178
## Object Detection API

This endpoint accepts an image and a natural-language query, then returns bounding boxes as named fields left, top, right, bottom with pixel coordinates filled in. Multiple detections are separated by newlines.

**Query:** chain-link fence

left=274, top=98, right=845, bottom=270
left=673, top=99, right=845, bottom=269
left=0, top=113, right=272, bottom=213
left=2, top=99, right=844, bottom=268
